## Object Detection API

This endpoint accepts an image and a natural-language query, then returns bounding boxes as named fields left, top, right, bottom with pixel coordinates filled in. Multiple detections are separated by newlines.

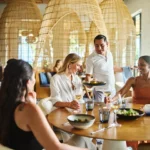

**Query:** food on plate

left=74, top=118, right=89, bottom=122
left=117, top=109, right=139, bottom=116
left=90, top=80, right=98, bottom=84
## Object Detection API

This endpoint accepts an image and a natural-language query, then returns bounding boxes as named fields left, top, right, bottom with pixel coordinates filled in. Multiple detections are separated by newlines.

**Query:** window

left=69, top=31, right=85, bottom=58
left=18, top=34, right=37, bottom=65
left=133, top=13, right=141, bottom=64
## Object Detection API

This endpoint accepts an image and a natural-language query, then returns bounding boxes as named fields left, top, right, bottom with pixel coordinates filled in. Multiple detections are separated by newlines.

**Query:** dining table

left=47, top=102, right=150, bottom=142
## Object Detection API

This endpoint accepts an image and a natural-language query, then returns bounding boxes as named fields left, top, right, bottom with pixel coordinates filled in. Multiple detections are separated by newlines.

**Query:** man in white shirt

left=85, top=34, right=115, bottom=102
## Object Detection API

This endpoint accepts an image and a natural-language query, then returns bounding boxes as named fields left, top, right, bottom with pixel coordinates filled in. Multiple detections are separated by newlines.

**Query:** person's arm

left=85, top=74, right=92, bottom=82
left=111, top=77, right=135, bottom=102
left=114, top=66, right=123, bottom=73
left=85, top=57, right=93, bottom=82
left=54, top=100, right=80, bottom=110
left=15, top=103, right=87, bottom=150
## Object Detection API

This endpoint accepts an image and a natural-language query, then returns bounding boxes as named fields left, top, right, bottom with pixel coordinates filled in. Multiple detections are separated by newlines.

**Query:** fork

left=90, top=124, right=114, bottom=135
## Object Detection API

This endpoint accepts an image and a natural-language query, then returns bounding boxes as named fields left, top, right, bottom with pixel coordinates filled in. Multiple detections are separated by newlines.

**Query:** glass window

left=133, top=13, right=141, bottom=64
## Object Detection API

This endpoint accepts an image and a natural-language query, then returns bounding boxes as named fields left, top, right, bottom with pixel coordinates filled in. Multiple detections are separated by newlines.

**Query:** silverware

left=90, top=124, right=114, bottom=135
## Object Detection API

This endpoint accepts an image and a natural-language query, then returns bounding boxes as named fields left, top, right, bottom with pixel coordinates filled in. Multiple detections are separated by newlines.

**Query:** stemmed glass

left=74, top=88, right=83, bottom=102
left=111, top=100, right=121, bottom=127
left=73, top=88, right=83, bottom=113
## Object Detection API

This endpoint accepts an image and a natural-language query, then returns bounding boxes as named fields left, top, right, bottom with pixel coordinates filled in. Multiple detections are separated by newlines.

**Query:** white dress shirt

left=86, top=51, right=115, bottom=94
left=50, top=73, right=82, bottom=105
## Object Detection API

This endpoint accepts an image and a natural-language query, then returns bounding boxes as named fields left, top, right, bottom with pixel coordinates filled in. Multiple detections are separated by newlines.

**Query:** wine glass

left=111, top=100, right=121, bottom=127
left=74, top=88, right=83, bottom=102
left=73, top=88, right=83, bottom=113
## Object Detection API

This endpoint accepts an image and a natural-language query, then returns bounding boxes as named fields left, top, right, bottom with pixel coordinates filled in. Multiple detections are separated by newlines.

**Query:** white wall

left=124, top=0, right=150, bottom=56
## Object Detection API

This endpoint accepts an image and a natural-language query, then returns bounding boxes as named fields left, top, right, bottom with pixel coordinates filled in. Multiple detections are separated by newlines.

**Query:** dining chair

left=38, top=97, right=54, bottom=115
left=38, top=98, right=64, bottom=142
left=102, top=140, right=127, bottom=150
left=83, top=85, right=92, bottom=99
left=138, top=143, right=150, bottom=150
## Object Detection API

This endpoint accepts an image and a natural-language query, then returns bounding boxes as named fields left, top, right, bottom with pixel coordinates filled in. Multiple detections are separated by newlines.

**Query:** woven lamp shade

left=34, top=0, right=107, bottom=67
left=0, top=0, right=42, bottom=65
left=100, top=0, right=136, bottom=66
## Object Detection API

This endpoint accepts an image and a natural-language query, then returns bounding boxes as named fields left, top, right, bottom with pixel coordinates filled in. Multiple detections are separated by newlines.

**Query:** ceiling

left=0, top=0, right=49, bottom=4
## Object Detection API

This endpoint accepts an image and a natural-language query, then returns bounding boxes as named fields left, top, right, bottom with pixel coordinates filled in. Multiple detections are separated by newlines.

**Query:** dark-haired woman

left=110, top=55, right=150, bottom=104
left=109, top=55, right=150, bottom=150
left=53, top=59, right=63, bottom=73
left=0, top=59, right=87, bottom=150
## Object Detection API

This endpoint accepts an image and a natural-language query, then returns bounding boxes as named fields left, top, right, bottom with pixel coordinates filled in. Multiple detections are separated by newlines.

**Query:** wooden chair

left=138, top=143, right=150, bottom=150
left=35, top=70, right=50, bottom=99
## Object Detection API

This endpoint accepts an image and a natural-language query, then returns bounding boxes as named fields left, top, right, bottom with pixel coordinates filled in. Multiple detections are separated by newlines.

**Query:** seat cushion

left=39, top=72, right=49, bottom=87
left=38, top=98, right=53, bottom=115
left=46, top=72, right=52, bottom=84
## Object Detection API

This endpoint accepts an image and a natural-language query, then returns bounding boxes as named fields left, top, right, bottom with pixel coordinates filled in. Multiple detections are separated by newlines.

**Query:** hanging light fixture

left=34, top=0, right=107, bottom=68
left=0, top=0, right=42, bottom=64
left=100, top=0, right=136, bottom=66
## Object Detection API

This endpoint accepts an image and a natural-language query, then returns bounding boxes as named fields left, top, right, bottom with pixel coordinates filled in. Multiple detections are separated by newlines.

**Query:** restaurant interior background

left=0, top=0, right=149, bottom=69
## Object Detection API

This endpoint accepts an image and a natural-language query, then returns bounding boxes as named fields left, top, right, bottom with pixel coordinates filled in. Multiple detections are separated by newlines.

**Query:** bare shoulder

left=15, top=102, right=45, bottom=131
left=16, top=102, right=42, bottom=119
left=126, top=77, right=135, bottom=85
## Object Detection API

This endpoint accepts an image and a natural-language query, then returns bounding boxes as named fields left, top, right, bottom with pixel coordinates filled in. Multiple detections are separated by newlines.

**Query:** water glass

left=99, top=107, right=110, bottom=123
left=85, top=99, right=94, bottom=111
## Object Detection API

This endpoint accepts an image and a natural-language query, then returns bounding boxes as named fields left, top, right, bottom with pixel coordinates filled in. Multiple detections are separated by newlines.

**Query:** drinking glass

left=74, top=88, right=83, bottom=103
left=99, top=107, right=110, bottom=123
left=111, top=100, right=121, bottom=127
left=85, top=98, right=94, bottom=111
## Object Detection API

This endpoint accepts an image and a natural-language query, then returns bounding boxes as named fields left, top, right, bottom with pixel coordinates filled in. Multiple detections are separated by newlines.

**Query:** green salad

left=117, top=109, right=139, bottom=116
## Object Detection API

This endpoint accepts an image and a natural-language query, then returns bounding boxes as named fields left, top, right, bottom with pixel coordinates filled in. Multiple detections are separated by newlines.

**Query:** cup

left=85, top=99, right=94, bottom=111
left=99, top=107, right=110, bottom=123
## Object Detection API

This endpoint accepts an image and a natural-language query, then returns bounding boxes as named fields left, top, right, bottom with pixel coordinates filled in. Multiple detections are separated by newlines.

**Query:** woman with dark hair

left=110, top=55, right=150, bottom=104
left=53, top=59, right=63, bottom=73
left=0, top=59, right=87, bottom=150
left=107, top=55, right=150, bottom=150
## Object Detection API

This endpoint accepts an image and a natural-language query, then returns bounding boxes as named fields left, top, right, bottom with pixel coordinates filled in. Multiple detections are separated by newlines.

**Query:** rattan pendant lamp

left=100, top=0, right=136, bottom=66
left=0, top=0, right=42, bottom=65
left=34, top=0, right=107, bottom=67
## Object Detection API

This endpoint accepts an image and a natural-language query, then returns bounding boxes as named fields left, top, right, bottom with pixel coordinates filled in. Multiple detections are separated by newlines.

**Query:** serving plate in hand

left=83, top=81, right=106, bottom=86
left=117, top=108, right=144, bottom=120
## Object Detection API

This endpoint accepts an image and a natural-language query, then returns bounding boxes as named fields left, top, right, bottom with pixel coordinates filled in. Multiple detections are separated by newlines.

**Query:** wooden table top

left=47, top=103, right=150, bottom=141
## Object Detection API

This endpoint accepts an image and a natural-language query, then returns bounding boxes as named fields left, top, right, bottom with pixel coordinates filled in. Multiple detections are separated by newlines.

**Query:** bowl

left=117, top=108, right=144, bottom=120
left=143, top=104, right=150, bottom=115
left=67, top=114, right=95, bottom=129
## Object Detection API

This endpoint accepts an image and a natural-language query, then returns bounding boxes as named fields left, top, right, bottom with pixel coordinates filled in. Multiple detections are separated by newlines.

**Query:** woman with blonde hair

left=51, top=53, right=83, bottom=109
left=50, top=53, right=96, bottom=149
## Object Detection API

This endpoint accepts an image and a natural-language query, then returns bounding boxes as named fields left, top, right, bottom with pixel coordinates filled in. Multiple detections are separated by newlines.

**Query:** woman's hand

left=69, top=100, right=80, bottom=110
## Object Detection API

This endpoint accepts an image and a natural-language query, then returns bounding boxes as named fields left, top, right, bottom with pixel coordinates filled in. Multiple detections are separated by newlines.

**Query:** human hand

left=69, top=100, right=80, bottom=110
left=104, top=96, right=112, bottom=104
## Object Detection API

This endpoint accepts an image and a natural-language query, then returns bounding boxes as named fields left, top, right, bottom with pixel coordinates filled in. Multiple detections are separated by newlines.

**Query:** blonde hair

left=59, top=53, right=81, bottom=73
